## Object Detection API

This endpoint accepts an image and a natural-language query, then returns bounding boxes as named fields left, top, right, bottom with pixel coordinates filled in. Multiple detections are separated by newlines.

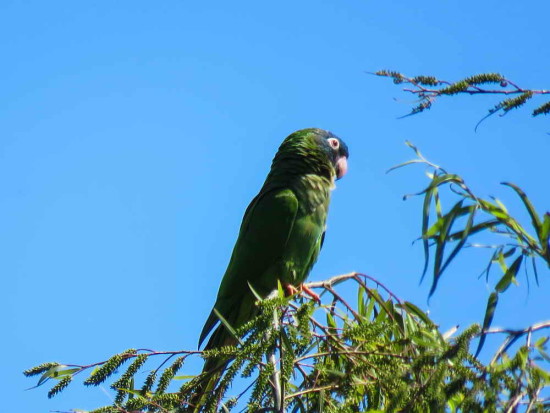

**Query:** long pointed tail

left=186, top=327, right=238, bottom=412
left=189, top=294, right=259, bottom=411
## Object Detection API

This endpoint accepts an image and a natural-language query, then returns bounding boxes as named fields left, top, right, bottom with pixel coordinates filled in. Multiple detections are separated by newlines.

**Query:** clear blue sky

left=2, top=1, right=548, bottom=411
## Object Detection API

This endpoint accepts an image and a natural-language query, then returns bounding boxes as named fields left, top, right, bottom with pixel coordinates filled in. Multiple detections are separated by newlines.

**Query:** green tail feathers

left=188, top=324, right=238, bottom=412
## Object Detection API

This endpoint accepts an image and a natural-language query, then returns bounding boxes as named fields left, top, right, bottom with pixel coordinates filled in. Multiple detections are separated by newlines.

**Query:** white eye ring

left=328, top=138, right=340, bottom=149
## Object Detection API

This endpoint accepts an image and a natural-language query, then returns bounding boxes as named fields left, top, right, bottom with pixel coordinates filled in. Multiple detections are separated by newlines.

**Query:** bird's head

left=293, top=128, right=349, bottom=178
left=268, top=128, right=349, bottom=185
left=314, top=129, right=349, bottom=180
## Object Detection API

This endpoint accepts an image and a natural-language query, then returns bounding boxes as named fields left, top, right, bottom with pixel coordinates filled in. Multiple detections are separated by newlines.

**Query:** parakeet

left=191, top=128, right=349, bottom=409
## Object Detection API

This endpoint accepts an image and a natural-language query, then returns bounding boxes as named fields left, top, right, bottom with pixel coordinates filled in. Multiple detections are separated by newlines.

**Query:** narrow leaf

left=404, top=173, right=464, bottom=200
left=439, top=205, right=477, bottom=276
left=386, top=158, right=424, bottom=173
left=447, top=219, right=499, bottom=241
left=36, top=365, right=70, bottom=387
left=276, top=279, right=285, bottom=299
left=401, top=302, right=432, bottom=325
left=479, top=247, right=500, bottom=282
left=357, top=286, right=365, bottom=317
left=326, top=311, right=337, bottom=330
left=502, top=182, right=542, bottom=239
left=495, top=255, right=523, bottom=293
left=497, top=250, right=508, bottom=274
left=540, top=213, right=550, bottom=263
left=433, top=186, right=443, bottom=219
left=420, top=183, right=433, bottom=282
left=476, top=292, right=499, bottom=357
left=172, top=375, right=195, bottom=380
left=532, top=256, right=540, bottom=287
left=247, top=281, right=264, bottom=302
left=430, top=200, right=464, bottom=298
left=213, top=308, right=243, bottom=345
left=405, top=140, right=423, bottom=157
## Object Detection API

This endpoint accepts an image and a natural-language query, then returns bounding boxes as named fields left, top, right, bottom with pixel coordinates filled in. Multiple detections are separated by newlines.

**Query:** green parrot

left=191, top=128, right=349, bottom=409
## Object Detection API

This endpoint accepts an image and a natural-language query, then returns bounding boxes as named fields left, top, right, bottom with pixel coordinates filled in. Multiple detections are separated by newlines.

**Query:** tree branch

left=373, top=70, right=550, bottom=119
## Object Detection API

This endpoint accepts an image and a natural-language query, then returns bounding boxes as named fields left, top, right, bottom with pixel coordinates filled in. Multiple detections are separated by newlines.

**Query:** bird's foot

left=283, top=282, right=321, bottom=303
left=283, top=283, right=300, bottom=296
left=301, top=283, right=321, bottom=303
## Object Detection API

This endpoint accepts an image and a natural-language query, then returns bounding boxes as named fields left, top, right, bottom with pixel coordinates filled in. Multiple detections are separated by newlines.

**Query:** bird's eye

left=328, top=138, right=339, bottom=150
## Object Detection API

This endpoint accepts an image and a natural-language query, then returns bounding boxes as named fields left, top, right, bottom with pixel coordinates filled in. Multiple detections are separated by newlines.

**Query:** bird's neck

left=262, top=172, right=333, bottom=213
left=266, top=151, right=335, bottom=184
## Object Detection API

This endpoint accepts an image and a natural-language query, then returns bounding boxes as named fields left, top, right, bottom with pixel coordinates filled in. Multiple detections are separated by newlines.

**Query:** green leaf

left=276, top=279, right=285, bottom=299
left=439, top=205, right=477, bottom=277
left=475, top=292, right=499, bottom=357
left=420, top=182, right=434, bottom=281
left=213, top=308, right=243, bottom=345
left=495, top=255, right=522, bottom=293
left=533, top=336, right=548, bottom=350
left=491, top=197, right=508, bottom=213
left=478, top=199, right=509, bottom=220
left=36, top=365, right=72, bottom=387
left=357, top=286, right=366, bottom=317
left=502, top=247, right=517, bottom=259
left=433, top=186, right=443, bottom=219
left=365, top=293, right=376, bottom=320
left=430, top=200, right=465, bottom=298
left=113, top=387, right=145, bottom=399
left=405, top=140, right=422, bottom=157
left=516, top=346, right=529, bottom=366
left=480, top=247, right=500, bottom=282
left=423, top=216, right=445, bottom=239
left=326, top=311, right=337, bottom=331
left=541, top=213, right=550, bottom=263
left=480, top=199, right=538, bottom=246
left=541, top=212, right=550, bottom=243
left=497, top=250, right=508, bottom=274
left=502, top=182, right=542, bottom=238
left=247, top=281, right=264, bottom=302
left=401, top=302, right=432, bottom=326
left=172, top=375, right=195, bottom=380
left=386, top=158, right=425, bottom=173
left=368, top=290, right=395, bottom=328
left=424, top=205, right=474, bottom=239
left=447, top=219, right=499, bottom=241
left=404, top=173, right=463, bottom=201
left=534, top=258, right=542, bottom=288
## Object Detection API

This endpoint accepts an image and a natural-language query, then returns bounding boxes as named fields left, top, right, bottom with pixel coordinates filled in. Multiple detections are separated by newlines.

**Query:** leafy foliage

left=25, top=273, right=548, bottom=412
left=390, top=142, right=550, bottom=355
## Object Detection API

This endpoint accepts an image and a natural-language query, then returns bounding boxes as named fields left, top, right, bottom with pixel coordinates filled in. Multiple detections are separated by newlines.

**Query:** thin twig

left=482, top=321, right=550, bottom=335
left=295, top=350, right=410, bottom=363
left=284, top=384, right=338, bottom=400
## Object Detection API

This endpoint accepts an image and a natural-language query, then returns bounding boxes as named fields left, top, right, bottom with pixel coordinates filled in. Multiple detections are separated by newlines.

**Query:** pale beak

left=336, top=156, right=348, bottom=180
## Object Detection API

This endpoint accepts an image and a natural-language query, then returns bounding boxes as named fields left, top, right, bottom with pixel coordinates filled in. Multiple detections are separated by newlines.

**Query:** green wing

left=199, top=187, right=299, bottom=348
left=199, top=176, right=329, bottom=350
